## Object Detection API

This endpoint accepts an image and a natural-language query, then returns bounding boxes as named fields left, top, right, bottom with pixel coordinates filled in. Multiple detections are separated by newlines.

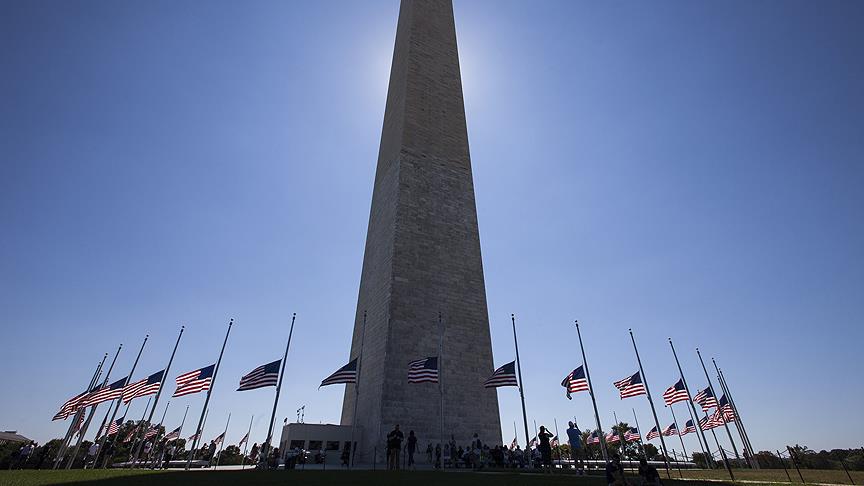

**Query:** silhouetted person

left=405, top=430, right=417, bottom=468
left=639, top=458, right=661, bottom=486
left=387, top=424, right=404, bottom=470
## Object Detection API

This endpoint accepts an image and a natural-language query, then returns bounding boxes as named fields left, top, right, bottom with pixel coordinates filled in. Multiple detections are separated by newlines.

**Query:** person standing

left=386, top=425, right=404, bottom=470
left=85, top=442, right=100, bottom=469
left=606, top=454, right=626, bottom=486
left=538, top=426, right=554, bottom=472
left=405, top=430, right=417, bottom=469
left=567, top=421, right=585, bottom=473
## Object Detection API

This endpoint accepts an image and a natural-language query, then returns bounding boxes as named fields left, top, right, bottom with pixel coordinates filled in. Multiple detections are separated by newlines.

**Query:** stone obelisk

left=340, top=0, right=501, bottom=461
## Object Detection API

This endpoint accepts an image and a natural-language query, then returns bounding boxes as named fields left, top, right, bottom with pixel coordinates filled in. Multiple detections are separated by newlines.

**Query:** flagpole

left=438, top=311, right=445, bottom=469
left=631, top=408, right=646, bottom=457
left=127, top=396, right=153, bottom=464
left=188, top=408, right=210, bottom=464
left=260, top=313, right=296, bottom=467
left=553, top=418, right=561, bottom=464
left=668, top=338, right=712, bottom=468
left=131, top=326, right=184, bottom=465
left=349, top=311, right=366, bottom=468
left=54, top=355, right=107, bottom=469
left=88, top=346, right=126, bottom=469
left=95, top=334, right=148, bottom=468
left=187, top=319, right=233, bottom=470
left=714, top=366, right=751, bottom=464
left=67, top=344, right=123, bottom=469
left=668, top=405, right=690, bottom=466
left=215, top=413, right=231, bottom=469
left=714, top=361, right=757, bottom=466
left=241, top=415, right=253, bottom=469
left=696, top=348, right=740, bottom=463
left=511, top=314, right=531, bottom=451
left=628, top=329, right=671, bottom=478
left=574, top=320, right=608, bottom=463
left=176, top=404, right=190, bottom=444
left=147, top=401, right=171, bottom=466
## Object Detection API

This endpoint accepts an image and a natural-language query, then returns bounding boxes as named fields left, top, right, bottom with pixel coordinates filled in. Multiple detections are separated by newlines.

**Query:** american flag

left=718, top=395, right=736, bottom=422
left=407, top=357, right=439, bottom=384
left=613, top=372, right=647, bottom=399
left=144, top=426, right=159, bottom=439
left=52, top=390, right=89, bottom=421
left=319, top=358, right=358, bottom=387
left=484, top=361, right=518, bottom=388
left=699, top=414, right=723, bottom=431
left=238, top=359, right=281, bottom=391
left=551, top=436, right=559, bottom=447
left=606, top=431, right=620, bottom=444
left=72, top=411, right=85, bottom=435
left=84, top=377, right=129, bottom=407
left=173, top=365, right=215, bottom=397
left=663, top=379, right=689, bottom=405
left=625, top=427, right=641, bottom=442
left=238, top=432, right=249, bottom=448
left=561, top=365, right=589, bottom=399
left=123, top=371, right=164, bottom=404
left=212, top=432, right=224, bottom=446
left=646, top=426, right=660, bottom=440
left=105, top=419, right=122, bottom=437
left=509, top=437, right=518, bottom=450
left=693, top=386, right=718, bottom=411
left=587, top=431, right=601, bottom=444
left=528, top=436, right=537, bottom=449
left=164, top=426, right=181, bottom=442
left=681, top=419, right=697, bottom=436
left=662, top=422, right=679, bottom=436
left=187, top=431, right=201, bottom=442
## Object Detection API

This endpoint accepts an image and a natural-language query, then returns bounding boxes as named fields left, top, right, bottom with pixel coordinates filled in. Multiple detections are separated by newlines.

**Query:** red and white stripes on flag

left=52, top=391, right=89, bottom=420
left=238, top=432, right=249, bottom=448
left=662, top=423, right=679, bottom=437
left=483, top=361, right=518, bottom=388
left=681, top=419, right=697, bottom=436
left=407, top=357, right=439, bottom=384
left=663, top=379, right=689, bottom=405
left=646, top=426, right=660, bottom=440
left=173, top=365, right=215, bottom=397
left=693, top=387, right=719, bottom=411
left=123, top=371, right=164, bottom=404
left=84, top=378, right=129, bottom=407
left=613, top=372, right=647, bottom=399
left=561, top=365, right=589, bottom=399
left=606, top=431, right=620, bottom=444
left=144, top=426, right=159, bottom=439
left=212, top=432, right=225, bottom=446
left=624, top=428, right=641, bottom=442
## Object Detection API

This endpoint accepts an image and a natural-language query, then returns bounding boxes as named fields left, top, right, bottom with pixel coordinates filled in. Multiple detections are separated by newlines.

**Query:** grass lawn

left=0, top=469, right=859, bottom=486
left=675, top=468, right=863, bottom=485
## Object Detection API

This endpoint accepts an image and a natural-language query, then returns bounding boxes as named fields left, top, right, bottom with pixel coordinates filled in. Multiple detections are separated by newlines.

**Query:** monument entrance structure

left=340, top=0, right=502, bottom=463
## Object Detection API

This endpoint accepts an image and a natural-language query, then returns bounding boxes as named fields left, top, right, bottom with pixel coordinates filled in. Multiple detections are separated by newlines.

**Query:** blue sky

left=2, top=0, right=862, bottom=454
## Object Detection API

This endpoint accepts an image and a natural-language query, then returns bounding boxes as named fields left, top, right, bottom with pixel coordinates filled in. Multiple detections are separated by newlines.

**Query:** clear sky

left=2, top=0, right=863, bottom=455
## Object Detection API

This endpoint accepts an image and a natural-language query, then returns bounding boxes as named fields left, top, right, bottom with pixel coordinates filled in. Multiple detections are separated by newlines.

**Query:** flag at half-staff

left=144, top=426, right=159, bottom=440
left=606, top=431, right=620, bottom=444
left=681, top=419, right=697, bottom=436
left=212, top=432, right=225, bottom=446
left=173, top=365, right=215, bottom=397
left=718, top=395, right=736, bottom=422
left=699, top=414, right=723, bottom=431
left=164, top=426, right=181, bottom=442
left=509, top=437, right=518, bottom=450
left=238, top=432, right=249, bottom=448
left=187, top=430, right=200, bottom=442
left=625, top=427, right=641, bottom=442
left=693, top=386, right=718, bottom=411
left=85, top=377, right=129, bottom=407
left=646, top=426, right=660, bottom=440
left=123, top=370, right=164, bottom=404
left=407, top=357, right=439, bottom=384
left=663, top=379, right=689, bottom=405
left=613, top=371, right=647, bottom=399
left=319, top=358, right=358, bottom=387
left=662, top=422, right=679, bottom=437
left=123, top=425, right=140, bottom=443
left=561, top=365, right=589, bottom=399
left=484, top=361, right=518, bottom=388
left=52, top=391, right=90, bottom=421
left=587, top=431, right=601, bottom=444
left=237, top=359, right=281, bottom=391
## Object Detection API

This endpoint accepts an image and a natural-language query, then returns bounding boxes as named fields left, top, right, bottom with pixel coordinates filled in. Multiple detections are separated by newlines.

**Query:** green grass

left=0, top=469, right=860, bottom=486
left=675, top=468, right=863, bottom=485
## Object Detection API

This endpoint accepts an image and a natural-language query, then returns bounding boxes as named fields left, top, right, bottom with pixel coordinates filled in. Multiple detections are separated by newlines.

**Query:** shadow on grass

left=0, top=469, right=749, bottom=486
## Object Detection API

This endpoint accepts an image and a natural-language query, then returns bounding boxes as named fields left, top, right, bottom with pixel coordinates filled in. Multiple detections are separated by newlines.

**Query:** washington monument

left=340, top=0, right=502, bottom=460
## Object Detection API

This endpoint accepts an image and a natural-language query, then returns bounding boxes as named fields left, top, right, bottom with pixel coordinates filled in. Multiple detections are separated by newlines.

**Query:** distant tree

left=643, top=443, right=659, bottom=461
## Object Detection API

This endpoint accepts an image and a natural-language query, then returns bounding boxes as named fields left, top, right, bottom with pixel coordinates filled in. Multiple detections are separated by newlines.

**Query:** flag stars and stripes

left=173, top=365, right=215, bottom=397
left=693, top=386, right=719, bottom=411
left=613, top=372, right=647, bottom=399
left=561, top=365, right=589, bottom=399
left=407, top=357, right=439, bottom=384
left=663, top=379, right=689, bottom=406
left=484, top=361, right=518, bottom=388
left=238, top=359, right=281, bottom=391
left=123, top=371, right=164, bottom=404
left=320, top=358, right=358, bottom=387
